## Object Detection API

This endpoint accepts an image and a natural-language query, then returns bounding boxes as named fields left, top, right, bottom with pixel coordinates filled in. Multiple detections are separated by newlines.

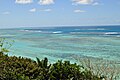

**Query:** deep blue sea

left=0, top=25, right=120, bottom=63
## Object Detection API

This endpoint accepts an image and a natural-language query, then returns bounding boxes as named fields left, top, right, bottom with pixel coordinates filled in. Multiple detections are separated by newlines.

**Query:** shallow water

left=0, top=26, right=120, bottom=63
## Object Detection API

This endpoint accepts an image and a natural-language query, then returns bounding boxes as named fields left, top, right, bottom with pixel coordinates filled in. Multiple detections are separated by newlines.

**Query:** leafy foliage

left=0, top=53, right=102, bottom=80
left=0, top=38, right=14, bottom=54
left=0, top=38, right=113, bottom=80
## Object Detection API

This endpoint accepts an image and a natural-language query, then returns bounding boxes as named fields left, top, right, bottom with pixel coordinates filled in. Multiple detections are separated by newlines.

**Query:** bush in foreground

left=0, top=53, right=103, bottom=80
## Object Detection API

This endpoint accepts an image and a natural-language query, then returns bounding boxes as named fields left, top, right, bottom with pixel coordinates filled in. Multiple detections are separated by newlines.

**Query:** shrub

left=0, top=38, right=111, bottom=80
left=0, top=53, right=103, bottom=80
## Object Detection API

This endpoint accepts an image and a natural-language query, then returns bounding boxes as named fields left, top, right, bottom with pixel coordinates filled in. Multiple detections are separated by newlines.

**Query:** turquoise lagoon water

left=0, top=26, right=120, bottom=63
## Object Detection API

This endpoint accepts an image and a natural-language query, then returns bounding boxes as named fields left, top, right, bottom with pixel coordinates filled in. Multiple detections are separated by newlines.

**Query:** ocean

left=0, top=25, right=120, bottom=63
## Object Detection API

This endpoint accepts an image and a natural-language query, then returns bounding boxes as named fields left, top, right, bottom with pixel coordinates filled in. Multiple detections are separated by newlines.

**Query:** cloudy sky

left=0, top=0, right=120, bottom=28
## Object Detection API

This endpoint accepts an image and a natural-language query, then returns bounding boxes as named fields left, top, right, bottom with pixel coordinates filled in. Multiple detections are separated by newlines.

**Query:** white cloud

left=74, top=9, right=86, bottom=13
left=38, top=0, right=54, bottom=5
left=72, top=0, right=93, bottom=5
left=2, top=12, right=10, bottom=15
left=15, top=0, right=32, bottom=4
left=40, top=9, right=52, bottom=12
left=92, top=2, right=99, bottom=6
left=29, top=8, right=36, bottom=12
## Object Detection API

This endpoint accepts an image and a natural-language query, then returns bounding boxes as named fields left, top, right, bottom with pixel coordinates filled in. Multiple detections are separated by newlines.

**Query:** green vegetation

left=0, top=53, right=103, bottom=80
left=0, top=38, right=119, bottom=80
left=0, top=38, right=14, bottom=53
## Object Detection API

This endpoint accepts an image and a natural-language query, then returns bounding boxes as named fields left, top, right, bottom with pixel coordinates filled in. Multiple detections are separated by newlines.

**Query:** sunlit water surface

left=0, top=26, right=120, bottom=63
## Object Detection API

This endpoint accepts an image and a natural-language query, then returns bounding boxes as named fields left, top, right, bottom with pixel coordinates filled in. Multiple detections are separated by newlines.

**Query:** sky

left=0, top=0, right=120, bottom=28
